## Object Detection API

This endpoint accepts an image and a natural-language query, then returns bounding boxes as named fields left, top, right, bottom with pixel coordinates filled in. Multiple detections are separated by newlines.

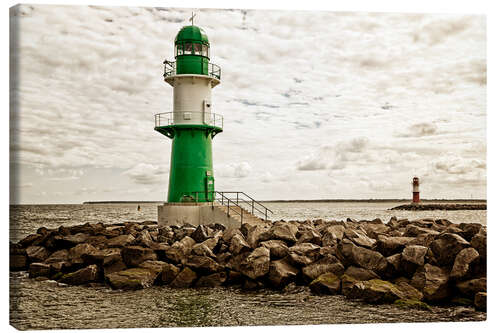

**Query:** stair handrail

left=188, top=191, right=243, bottom=225
left=216, top=191, right=273, bottom=222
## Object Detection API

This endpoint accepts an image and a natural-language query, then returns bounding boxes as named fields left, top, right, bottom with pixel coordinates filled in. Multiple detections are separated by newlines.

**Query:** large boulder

left=268, top=222, right=298, bottom=243
left=106, top=268, right=158, bottom=290
left=191, top=225, right=211, bottom=243
left=135, top=230, right=153, bottom=247
left=470, top=233, right=486, bottom=258
left=186, top=255, right=221, bottom=275
left=192, top=243, right=216, bottom=258
left=268, top=258, right=299, bottom=288
left=309, top=273, right=341, bottom=294
left=385, top=253, right=402, bottom=278
left=195, top=272, right=227, bottom=287
left=302, top=255, right=344, bottom=281
left=400, top=245, right=428, bottom=275
left=394, top=279, right=424, bottom=301
left=170, top=267, right=197, bottom=288
left=107, top=234, right=135, bottom=248
left=344, top=266, right=380, bottom=281
left=297, top=228, right=322, bottom=245
left=344, top=228, right=376, bottom=248
left=348, top=279, right=405, bottom=304
left=375, top=236, right=413, bottom=256
left=321, top=225, right=345, bottom=247
left=19, top=233, right=44, bottom=248
left=430, top=233, right=470, bottom=266
left=68, top=243, right=99, bottom=267
left=260, top=240, right=289, bottom=259
left=455, top=277, right=486, bottom=297
left=246, top=225, right=271, bottom=248
left=59, top=265, right=99, bottom=285
left=459, top=223, right=483, bottom=241
left=411, top=264, right=451, bottom=302
left=340, top=240, right=387, bottom=274
left=26, top=246, right=50, bottom=263
left=287, top=243, right=321, bottom=266
left=229, top=234, right=251, bottom=255
left=28, top=263, right=51, bottom=278
left=474, top=292, right=487, bottom=312
left=121, top=246, right=157, bottom=267
left=450, top=247, right=480, bottom=280
left=239, top=246, right=270, bottom=280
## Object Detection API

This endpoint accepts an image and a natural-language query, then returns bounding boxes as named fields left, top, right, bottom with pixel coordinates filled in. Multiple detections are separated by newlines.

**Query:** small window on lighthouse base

left=183, top=112, right=192, bottom=120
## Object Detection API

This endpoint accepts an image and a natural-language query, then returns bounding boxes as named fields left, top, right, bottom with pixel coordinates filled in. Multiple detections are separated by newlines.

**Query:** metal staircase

left=187, top=191, right=273, bottom=226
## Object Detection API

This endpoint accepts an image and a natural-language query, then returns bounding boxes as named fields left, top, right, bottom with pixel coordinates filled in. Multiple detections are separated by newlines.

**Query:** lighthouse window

left=176, top=44, right=182, bottom=56
left=202, top=44, right=208, bottom=57
left=184, top=42, right=193, bottom=54
left=194, top=43, right=202, bottom=55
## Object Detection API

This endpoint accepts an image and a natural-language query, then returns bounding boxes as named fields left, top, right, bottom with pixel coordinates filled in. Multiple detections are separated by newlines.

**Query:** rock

left=407, top=233, right=437, bottom=247
left=68, top=243, right=99, bottom=266
left=340, top=240, right=387, bottom=274
left=239, top=246, right=270, bottom=280
left=456, top=277, right=486, bottom=297
left=246, top=225, right=271, bottom=248
left=404, top=225, right=439, bottom=238
left=191, top=225, right=210, bottom=243
left=10, top=254, right=28, bottom=271
left=226, top=270, right=244, bottom=285
left=192, top=243, right=216, bottom=258
left=259, top=240, right=289, bottom=259
left=268, top=258, right=299, bottom=288
left=393, top=280, right=423, bottom=301
left=450, top=247, right=480, bottom=280
left=222, top=228, right=244, bottom=244
left=302, top=255, right=344, bottom=281
left=474, top=292, right=487, bottom=311
left=385, top=253, right=402, bottom=278
left=121, top=246, right=157, bottom=267
left=430, top=233, right=470, bottom=266
left=345, top=228, right=376, bottom=248
left=103, top=259, right=127, bottom=275
left=348, top=279, right=405, bottom=304
left=229, top=234, right=251, bottom=255
left=26, top=246, right=49, bottom=263
left=344, top=266, right=380, bottom=281
left=321, top=225, right=345, bottom=247
left=458, top=223, right=483, bottom=241
left=138, top=260, right=169, bottom=275
left=60, top=233, right=90, bottom=247
left=195, top=272, right=227, bottom=287
left=411, top=264, right=451, bottom=302
left=163, top=246, right=186, bottom=265
left=186, top=255, right=221, bottom=274
left=268, top=222, right=298, bottom=243
left=309, top=273, right=341, bottom=294
left=170, top=267, right=197, bottom=288
left=401, top=245, right=428, bottom=274
left=135, top=230, right=153, bottom=247
left=19, top=234, right=44, bottom=248
left=59, top=265, right=99, bottom=285
left=470, top=233, right=486, bottom=258
left=362, top=223, right=391, bottom=239
left=200, top=237, right=220, bottom=252
left=28, top=263, right=51, bottom=278
left=107, top=234, right=135, bottom=248
left=375, top=236, right=414, bottom=256
left=287, top=243, right=321, bottom=266
left=297, top=229, right=322, bottom=245
left=106, top=268, right=158, bottom=290
left=159, top=263, right=180, bottom=285
left=242, top=279, right=264, bottom=290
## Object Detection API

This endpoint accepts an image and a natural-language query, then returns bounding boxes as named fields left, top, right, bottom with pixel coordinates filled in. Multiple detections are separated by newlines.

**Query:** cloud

left=421, top=153, right=486, bottom=185
left=296, top=137, right=369, bottom=171
left=395, top=122, right=438, bottom=137
left=216, top=162, right=252, bottom=178
left=123, top=163, right=169, bottom=184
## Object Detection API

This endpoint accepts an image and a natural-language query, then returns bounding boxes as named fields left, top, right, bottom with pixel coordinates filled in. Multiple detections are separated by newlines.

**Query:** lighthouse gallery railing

left=154, top=112, right=223, bottom=129
left=163, top=60, right=221, bottom=80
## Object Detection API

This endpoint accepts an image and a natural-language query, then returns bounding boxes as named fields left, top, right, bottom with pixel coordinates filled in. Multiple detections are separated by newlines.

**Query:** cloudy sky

left=9, top=4, right=486, bottom=204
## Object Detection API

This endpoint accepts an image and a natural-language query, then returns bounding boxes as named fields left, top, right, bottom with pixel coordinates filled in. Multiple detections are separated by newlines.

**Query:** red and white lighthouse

left=412, top=177, right=420, bottom=204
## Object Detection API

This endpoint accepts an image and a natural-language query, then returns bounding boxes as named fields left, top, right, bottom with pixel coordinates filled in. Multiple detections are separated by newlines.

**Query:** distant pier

left=391, top=203, right=486, bottom=211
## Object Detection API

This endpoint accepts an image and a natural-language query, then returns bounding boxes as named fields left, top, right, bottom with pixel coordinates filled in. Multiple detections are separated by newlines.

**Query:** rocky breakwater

left=391, top=203, right=486, bottom=211
left=10, top=217, right=486, bottom=312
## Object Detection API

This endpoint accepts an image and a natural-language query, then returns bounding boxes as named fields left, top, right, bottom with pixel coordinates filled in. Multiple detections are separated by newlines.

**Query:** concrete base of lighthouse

left=157, top=202, right=242, bottom=229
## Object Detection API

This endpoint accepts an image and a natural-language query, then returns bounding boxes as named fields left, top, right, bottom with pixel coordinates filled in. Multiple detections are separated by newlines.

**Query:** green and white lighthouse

left=155, top=24, right=222, bottom=204
left=155, top=21, right=272, bottom=228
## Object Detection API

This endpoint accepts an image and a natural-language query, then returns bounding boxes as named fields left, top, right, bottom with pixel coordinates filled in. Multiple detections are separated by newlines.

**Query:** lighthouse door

left=205, top=171, right=214, bottom=201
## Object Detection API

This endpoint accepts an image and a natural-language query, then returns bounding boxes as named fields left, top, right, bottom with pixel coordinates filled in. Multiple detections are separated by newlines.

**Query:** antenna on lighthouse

left=189, top=12, right=196, bottom=25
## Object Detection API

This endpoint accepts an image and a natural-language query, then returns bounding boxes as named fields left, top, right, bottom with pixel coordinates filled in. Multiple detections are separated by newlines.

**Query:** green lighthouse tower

left=155, top=24, right=222, bottom=204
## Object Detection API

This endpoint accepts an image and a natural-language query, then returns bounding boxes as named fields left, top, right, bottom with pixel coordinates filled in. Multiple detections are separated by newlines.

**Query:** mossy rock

left=394, top=299, right=432, bottom=311
left=309, top=273, right=341, bottom=294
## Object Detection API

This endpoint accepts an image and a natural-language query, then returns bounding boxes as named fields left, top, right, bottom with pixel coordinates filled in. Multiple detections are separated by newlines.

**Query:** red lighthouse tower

left=412, top=177, right=420, bottom=204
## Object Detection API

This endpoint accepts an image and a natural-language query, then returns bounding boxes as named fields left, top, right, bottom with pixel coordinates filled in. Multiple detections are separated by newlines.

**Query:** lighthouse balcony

left=154, top=111, right=223, bottom=129
left=163, top=60, right=221, bottom=80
